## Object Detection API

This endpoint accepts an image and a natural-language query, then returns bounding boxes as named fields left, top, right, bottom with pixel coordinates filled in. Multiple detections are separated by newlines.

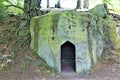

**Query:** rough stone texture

left=116, top=27, right=120, bottom=36
left=30, top=4, right=120, bottom=75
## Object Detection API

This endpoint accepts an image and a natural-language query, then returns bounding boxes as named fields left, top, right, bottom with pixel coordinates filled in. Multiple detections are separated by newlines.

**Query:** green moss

left=30, top=17, right=37, bottom=51
left=30, top=11, right=60, bottom=50
left=105, top=16, right=120, bottom=49
left=90, top=4, right=107, bottom=18
left=30, top=7, right=120, bottom=74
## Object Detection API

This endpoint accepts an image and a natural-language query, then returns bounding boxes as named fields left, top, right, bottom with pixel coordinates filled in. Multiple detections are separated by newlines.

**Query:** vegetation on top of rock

left=90, top=4, right=107, bottom=18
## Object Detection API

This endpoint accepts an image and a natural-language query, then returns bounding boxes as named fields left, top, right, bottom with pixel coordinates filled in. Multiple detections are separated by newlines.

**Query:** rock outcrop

left=30, top=4, right=120, bottom=75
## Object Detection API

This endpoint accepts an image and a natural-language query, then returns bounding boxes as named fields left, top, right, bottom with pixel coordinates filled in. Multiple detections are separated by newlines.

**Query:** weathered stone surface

left=90, top=4, right=107, bottom=18
left=30, top=4, right=120, bottom=75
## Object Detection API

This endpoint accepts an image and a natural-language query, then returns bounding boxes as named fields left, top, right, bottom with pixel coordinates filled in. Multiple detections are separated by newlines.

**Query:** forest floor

left=0, top=15, right=120, bottom=80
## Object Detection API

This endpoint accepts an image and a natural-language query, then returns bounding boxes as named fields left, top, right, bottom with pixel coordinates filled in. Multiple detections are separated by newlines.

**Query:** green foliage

left=102, top=0, right=111, bottom=3
left=0, top=0, right=7, bottom=20
left=7, top=7, right=23, bottom=15
left=15, top=0, right=24, bottom=14
left=102, top=0, right=112, bottom=7
left=109, top=0, right=120, bottom=14
left=76, top=0, right=80, bottom=9
left=4, top=0, right=24, bottom=15
left=16, top=0, right=24, bottom=7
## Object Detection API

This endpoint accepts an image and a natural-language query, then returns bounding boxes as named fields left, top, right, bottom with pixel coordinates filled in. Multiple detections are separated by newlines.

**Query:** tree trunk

left=24, top=0, right=38, bottom=21
left=37, top=0, right=41, bottom=8
left=19, top=0, right=43, bottom=30
left=76, top=0, right=81, bottom=9
left=47, top=0, right=50, bottom=8
left=16, top=0, right=45, bottom=44
left=84, top=0, right=89, bottom=9
left=55, top=0, right=61, bottom=8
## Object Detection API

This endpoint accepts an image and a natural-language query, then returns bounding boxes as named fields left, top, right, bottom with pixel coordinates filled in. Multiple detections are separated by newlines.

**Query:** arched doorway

left=61, top=41, right=75, bottom=72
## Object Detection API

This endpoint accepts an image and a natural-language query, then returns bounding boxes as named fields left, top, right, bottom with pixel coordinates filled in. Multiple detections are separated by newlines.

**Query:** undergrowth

left=0, top=16, right=31, bottom=71
left=0, top=16, right=53, bottom=75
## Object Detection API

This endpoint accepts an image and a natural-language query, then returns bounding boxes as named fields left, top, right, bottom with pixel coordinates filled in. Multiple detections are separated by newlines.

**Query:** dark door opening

left=61, top=41, right=75, bottom=72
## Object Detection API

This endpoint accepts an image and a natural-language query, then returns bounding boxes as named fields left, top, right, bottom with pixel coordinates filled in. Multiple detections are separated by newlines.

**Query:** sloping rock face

left=30, top=4, right=120, bottom=75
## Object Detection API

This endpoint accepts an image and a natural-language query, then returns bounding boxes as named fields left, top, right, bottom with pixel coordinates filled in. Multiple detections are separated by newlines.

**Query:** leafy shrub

left=0, top=1, right=7, bottom=20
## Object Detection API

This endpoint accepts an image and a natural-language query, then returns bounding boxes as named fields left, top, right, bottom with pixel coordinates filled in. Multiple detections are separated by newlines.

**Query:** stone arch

left=61, top=41, right=76, bottom=72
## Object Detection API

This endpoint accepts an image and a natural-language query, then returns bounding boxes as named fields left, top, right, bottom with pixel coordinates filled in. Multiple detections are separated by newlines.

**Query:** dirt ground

left=0, top=53, right=120, bottom=80
left=0, top=15, right=120, bottom=80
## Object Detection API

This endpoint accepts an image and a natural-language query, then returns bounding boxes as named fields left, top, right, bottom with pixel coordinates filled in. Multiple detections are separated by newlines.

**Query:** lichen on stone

left=30, top=4, right=120, bottom=75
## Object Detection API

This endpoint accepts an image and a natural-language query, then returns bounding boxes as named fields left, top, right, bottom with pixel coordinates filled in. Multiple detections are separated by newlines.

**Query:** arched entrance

left=61, top=41, right=76, bottom=72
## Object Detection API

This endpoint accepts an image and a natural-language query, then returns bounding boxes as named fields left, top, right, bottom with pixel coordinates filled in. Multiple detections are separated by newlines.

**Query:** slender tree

left=84, top=0, right=89, bottom=9
left=55, top=0, right=61, bottom=8
left=36, top=0, right=42, bottom=8
left=47, top=0, right=50, bottom=8
left=76, top=0, right=81, bottom=9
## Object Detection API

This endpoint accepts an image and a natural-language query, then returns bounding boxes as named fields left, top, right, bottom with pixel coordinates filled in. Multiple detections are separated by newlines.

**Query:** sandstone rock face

left=30, top=4, right=120, bottom=74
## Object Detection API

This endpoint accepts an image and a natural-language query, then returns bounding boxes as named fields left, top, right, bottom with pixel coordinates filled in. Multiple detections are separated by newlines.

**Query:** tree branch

left=6, top=5, right=24, bottom=11
left=5, top=0, right=24, bottom=11
left=5, top=0, right=13, bottom=5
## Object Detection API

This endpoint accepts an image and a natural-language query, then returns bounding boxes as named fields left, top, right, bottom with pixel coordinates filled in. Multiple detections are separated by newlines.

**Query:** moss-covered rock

left=30, top=4, right=120, bottom=75
left=90, top=4, right=107, bottom=18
